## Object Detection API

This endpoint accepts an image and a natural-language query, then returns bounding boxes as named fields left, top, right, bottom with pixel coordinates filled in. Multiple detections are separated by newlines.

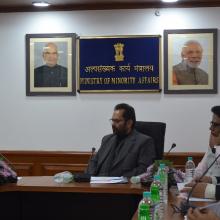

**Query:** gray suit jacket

left=86, top=129, right=156, bottom=177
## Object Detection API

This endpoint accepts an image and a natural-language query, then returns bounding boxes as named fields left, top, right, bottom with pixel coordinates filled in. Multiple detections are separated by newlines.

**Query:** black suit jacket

left=34, top=64, right=67, bottom=87
left=86, top=129, right=156, bottom=177
left=215, top=177, right=220, bottom=199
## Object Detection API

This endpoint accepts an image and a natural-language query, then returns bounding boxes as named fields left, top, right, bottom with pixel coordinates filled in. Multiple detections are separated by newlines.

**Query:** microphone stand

left=179, top=152, right=220, bottom=215
left=86, top=147, right=96, bottom=172
left=90, top=147, right=96, bottom=160
left=74, top=148, right=96, bottom=182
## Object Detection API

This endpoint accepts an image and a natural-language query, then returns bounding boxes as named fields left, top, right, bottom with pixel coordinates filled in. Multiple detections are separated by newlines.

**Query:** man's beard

left=112, top=126, right=127, bottom=137
left=183, top=59, right=200, bottom=69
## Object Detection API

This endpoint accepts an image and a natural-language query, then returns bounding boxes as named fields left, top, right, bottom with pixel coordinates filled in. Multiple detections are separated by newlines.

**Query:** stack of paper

left=90, top=176, right=128, bottom=184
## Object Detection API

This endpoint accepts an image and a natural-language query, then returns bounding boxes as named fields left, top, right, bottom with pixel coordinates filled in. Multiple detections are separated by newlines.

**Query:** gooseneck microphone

left=165, top=143, right=177, bottom=158
left=179, top=152, right=220, bottom=215
left=75, top=147, right=96, bottom=182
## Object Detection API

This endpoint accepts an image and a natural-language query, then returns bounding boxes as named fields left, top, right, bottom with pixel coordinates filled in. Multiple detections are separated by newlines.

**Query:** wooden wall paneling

left=12, top=163, right=34, bottom=176
left=41, top=163, right=88, bottom=175
left=165, top=152, right=204, bottom=171
left=0, top=151, right=205, bottom=176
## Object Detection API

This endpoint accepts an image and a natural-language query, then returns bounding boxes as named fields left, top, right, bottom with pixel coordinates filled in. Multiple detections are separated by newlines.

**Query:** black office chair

left=135, top=121, right=166, bottom=160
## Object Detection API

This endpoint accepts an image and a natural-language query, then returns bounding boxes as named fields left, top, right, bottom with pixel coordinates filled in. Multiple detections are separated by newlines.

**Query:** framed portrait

left=164, top=29, right=217, bottom=94
left=26, top=33, right=76, bottom=96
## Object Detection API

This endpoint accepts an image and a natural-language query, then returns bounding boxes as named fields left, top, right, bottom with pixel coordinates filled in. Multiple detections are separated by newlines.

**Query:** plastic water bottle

left=54, top=171, right=73, bottom=183
left=138, top=191, right=153, bottom=220
left=150, top=175, right=160, bottom=203
left=150, top=175, right=161, bottom=220
left=159, top=164, right=168, bottom=204
left=185, top=156, right=195, bottom=183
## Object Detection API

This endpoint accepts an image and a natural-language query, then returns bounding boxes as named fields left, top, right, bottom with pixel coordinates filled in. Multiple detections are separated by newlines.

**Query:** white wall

left=0, top=7, right=219, bottom=152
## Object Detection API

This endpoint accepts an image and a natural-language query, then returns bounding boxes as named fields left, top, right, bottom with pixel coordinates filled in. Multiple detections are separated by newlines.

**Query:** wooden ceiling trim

left=0, top=1, right=220, bottom=13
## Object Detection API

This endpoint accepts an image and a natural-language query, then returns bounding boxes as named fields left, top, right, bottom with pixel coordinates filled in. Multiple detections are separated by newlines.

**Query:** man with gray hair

left=34, top=42, right=67, bottom=87
left=173, top=40, right=208, bottom=85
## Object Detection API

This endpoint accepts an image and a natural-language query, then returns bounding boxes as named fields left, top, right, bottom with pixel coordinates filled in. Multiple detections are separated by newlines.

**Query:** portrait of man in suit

left=172, top=40, right=208, bottom=85
left=34, top=42, right=67, bottom=87
left=86, top=103, right=156, bottom=177
left=26, top=33, right=77, bottom=96
left=164, top=29, right=217, bottom=94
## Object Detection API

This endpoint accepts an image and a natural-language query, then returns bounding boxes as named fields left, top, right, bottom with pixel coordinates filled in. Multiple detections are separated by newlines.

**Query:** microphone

left=85, top=147, right=97, bottom=175
left=91, top=147, right=96, bottom=157
left=54, top=148, right=96, bottom=184
left=179, top=152, right=220, bottom=215
left=165, top=143, right=176, bottom=158
left=89, top=147, right=96, bottom=162
left=73, top=147, right=96, bottom=182
left=212, top=146, right=216, bottom=154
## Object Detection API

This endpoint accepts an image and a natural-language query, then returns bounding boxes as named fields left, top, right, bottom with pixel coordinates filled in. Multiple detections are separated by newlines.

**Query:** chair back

left=135, top=121, right=166, bottom=160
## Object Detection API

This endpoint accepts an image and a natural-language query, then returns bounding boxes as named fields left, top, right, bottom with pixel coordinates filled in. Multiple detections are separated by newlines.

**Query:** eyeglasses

left=210, top=121, right=220, bottom=128
left=109, top=119, right=125, bottom=124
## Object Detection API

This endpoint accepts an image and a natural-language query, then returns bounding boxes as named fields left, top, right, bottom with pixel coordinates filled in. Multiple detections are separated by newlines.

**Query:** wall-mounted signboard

left=78, top=35, right=161, bottom=93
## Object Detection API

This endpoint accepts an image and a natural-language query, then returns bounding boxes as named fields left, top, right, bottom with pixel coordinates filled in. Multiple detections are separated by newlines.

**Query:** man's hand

left=180, top=182, right=207, bottom=198
left=193, top=176, right=212, bottom=183
left=187, top=207, right=220, bottom=220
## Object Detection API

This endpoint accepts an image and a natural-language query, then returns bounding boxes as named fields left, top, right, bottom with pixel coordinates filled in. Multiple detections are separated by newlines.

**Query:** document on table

left=177, top=182, right=216, bottom=202
left=90, top=176, right=128, bottom=184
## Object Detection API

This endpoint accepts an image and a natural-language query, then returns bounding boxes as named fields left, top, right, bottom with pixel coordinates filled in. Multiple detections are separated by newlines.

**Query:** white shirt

left=195, top=146, right=220, bottom=178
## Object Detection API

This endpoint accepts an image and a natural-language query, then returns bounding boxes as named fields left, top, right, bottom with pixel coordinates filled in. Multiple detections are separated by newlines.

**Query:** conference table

left=0, top=176, right=202, bottom=220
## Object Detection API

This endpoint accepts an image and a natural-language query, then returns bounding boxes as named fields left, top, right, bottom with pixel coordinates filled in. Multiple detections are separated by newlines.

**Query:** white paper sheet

left=90, top=176, right=128, bottom=184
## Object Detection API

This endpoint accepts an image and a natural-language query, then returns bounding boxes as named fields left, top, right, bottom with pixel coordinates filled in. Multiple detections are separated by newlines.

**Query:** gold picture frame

left=164, top=29, right=217, bottom=94
left=26, top=33, right=76, bottom=96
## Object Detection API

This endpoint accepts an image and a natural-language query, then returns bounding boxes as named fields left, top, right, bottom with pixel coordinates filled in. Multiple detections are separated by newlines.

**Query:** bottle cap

left=143, top=191, right=151, bottom=198
left=154, top=175, right=160, bottom=181
left=160, top=163, right=165, bottom=168
left=188, top=156, right=192, bottom=161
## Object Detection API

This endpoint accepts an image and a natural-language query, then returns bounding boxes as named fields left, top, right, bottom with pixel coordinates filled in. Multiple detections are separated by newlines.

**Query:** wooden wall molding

left=165, top=152, right=204, bottom=170
left=41, top=163, right=88, bottom=176
left=0, top=150, right=205, bottom=176
left=12, top=163, right=34, bottom=176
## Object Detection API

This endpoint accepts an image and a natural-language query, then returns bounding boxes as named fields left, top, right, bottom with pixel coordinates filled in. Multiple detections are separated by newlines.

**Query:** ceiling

left=1, top=0, right=220, bottom=12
